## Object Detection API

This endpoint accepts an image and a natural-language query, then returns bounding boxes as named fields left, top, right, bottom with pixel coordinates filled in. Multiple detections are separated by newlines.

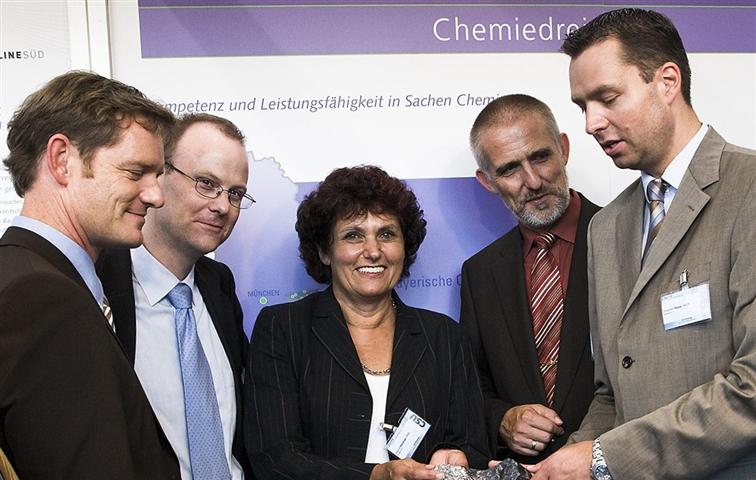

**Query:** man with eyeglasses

left=97, top=113, right=253, bottom=480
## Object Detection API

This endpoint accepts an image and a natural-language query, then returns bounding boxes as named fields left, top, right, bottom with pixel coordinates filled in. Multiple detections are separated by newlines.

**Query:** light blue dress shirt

left=130, top=245, right=243, bottom=480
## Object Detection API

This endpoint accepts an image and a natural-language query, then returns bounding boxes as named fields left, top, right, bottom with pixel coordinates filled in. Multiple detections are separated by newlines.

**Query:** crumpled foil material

left=435, top=459, right=532, bottom=480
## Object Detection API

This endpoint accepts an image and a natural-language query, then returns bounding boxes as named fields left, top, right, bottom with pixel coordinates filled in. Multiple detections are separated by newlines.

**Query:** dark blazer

left=460, top=193, right=599, bottom=463
left=96, top=249, right=251, bottom=477
left=0, top=227, right=179, bottom=479
left=244, top=288, right=490, bottom=479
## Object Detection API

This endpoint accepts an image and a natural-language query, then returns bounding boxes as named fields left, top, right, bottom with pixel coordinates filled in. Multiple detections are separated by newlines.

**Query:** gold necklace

left=361, top=363, right=391, bottom=376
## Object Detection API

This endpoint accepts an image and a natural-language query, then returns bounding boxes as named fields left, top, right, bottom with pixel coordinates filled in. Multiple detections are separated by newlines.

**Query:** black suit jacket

left=96, top=249, right=252, bottom=477
left=0, top=227, right=179, bottom=479
left=460, top=193, right=599, bottom=463
left=244, top=288, right=490, bottom=479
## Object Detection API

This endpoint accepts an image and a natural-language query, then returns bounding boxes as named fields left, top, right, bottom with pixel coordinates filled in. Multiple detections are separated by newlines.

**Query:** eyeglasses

left=165, top=161, right=255, bottom=209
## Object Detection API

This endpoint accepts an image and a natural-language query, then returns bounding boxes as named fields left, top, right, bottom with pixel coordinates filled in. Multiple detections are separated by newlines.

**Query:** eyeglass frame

left=164, top=161, right=255, bottom=209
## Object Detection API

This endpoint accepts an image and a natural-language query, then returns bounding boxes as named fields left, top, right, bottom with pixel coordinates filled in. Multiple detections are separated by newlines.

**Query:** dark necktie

left=167, top=283, right=231, bottom=480
left=528, top=232, right=563, bottom=407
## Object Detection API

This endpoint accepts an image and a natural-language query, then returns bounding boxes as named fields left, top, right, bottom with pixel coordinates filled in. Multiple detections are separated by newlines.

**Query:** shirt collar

left=520, top=189, right=581, bottom=254
left=131, top=244, right=196, bottom=307
left=12, top=215, right=104, bottom=304
left=641, top=123, right=708, bottom=199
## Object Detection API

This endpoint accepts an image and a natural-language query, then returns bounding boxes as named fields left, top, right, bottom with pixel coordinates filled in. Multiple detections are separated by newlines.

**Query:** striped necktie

left=528, top=232, right=563, bottom=407
left=101, top=296, right=115, bottom=333
left=643, top=178, right=667, bottom=263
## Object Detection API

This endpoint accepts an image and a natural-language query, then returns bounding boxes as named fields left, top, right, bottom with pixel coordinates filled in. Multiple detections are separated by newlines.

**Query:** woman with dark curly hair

left=244, top=165, right=489, bottom=479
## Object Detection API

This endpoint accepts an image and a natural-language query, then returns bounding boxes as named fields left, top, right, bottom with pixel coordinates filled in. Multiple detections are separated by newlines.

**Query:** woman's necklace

left=361, top=363, right=391, bottom=376
left=355, top=299, right=396, bottom=376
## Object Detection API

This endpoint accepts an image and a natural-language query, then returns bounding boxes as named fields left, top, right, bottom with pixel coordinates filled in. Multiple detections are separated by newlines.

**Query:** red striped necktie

left=528, top=232, right=563, bottom=407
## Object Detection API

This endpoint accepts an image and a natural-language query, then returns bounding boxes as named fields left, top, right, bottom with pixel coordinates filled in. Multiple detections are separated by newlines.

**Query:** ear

left=475, top=168, right=498, bottom=195
left=318, top=247, right=331, bottom=266
left=45, top=133, right=74, bottom=186
left=559, top=133, right=570, bottom=165
left=657, top=62, right=682, bottom=105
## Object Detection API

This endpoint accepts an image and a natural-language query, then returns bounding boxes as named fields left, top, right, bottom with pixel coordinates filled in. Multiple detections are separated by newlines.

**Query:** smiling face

left=475, top=113, right=571, bottom=230
left=569, top=38, right=675, bottom=175
left=320, top=212, right=405, bottom=305
left=148, top=121, right=249, bottom=261
left=69, top=120, right=165, bottom=253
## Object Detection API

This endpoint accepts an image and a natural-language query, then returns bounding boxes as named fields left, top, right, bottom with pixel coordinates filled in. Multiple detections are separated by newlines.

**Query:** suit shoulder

left=409, top=306, right=464, bottom=336
left=721, top=142, right=756, bottom=180
left=1, top=246, right=73, bottom=290
left=722, top=142, right=756, bottom=159
left=197, top=255, right=233, bottom=277
left=590, top=179, right=641, bottom=227
left=254, top=291, right=318, bottom=325
left=463, top=227, right=519, bottom=269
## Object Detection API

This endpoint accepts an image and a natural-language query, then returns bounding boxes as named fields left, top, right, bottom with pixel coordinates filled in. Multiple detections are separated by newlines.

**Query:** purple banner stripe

left=140, top=1, right=756, bottom=6
left=138, top=4, right=756, bottom=57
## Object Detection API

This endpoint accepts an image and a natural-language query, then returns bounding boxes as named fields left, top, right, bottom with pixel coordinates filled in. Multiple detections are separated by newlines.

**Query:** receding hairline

left=470, top=96, right=562, bottom=170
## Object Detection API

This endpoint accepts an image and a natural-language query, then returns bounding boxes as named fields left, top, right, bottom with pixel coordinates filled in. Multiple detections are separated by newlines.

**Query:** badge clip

left=679, top=269, right=689, bottom=290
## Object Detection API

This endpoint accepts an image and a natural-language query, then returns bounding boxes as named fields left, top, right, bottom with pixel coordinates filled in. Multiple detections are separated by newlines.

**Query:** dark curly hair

left=296, top=165, right=427, bottom=284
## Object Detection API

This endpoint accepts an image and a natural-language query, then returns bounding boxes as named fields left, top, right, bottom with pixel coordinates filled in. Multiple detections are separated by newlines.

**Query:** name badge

left=660, top=270, right=711, bottom=330
left=385, top=408, right=431, bottom=459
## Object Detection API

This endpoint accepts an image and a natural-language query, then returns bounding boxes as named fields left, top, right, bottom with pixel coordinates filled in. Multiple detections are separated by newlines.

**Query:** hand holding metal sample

left=435, top=460, right=532, bottom=480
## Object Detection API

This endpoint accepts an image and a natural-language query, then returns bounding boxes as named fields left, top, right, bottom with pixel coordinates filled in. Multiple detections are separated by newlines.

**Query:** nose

left=362, top=236, right=381, bottom=260
left=142, top=175, right=164, bottom=209
left=521, top=162, right=543, bottom=191
left=584, top=105, right=608, bottom=135
left=208, top=192, right=231, bottom=215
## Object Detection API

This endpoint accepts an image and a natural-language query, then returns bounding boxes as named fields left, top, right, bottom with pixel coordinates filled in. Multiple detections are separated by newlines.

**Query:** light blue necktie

left=167, top=283, right=231, bottom=480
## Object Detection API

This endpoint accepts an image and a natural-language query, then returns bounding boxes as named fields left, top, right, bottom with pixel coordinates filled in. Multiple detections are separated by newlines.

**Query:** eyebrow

left=493, top=146, right=554, bottom=177
left=193, top=170, right=247, bottom=190
left=572, top=84, right=618, bottom=104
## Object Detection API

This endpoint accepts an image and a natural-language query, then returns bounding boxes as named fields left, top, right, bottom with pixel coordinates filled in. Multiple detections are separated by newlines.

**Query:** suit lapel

left=195, top=260, right=239, bottom=374
left=97, top=249, right=138, bottom=364
left=623, top=129, right=722, bottom=318
left=311, top=289, right=369, bottom=391
left=491, top=231, right=546, bottom=404
left=4, top=228, right=126, bottom=349
left=553, top=196, right=599, bottom=411
left=387, top=298, right=426, bottom=407
left=611, top=183, right=644, bottom=320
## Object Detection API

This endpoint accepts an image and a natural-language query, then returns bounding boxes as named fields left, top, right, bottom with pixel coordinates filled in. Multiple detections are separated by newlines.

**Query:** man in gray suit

left=527, top=8, right=756, bottom=480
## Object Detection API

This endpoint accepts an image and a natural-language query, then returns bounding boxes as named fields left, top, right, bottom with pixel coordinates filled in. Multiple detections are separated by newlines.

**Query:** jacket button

left=622, top=356, right=634, bottom=369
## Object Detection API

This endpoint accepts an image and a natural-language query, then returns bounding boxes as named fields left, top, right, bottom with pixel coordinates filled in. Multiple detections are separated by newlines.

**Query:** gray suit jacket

left=571, top=128, right=756, bottom=479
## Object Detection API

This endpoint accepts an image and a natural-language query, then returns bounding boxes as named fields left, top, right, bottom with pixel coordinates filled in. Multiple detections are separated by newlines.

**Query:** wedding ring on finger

left=531, top=440, right=538, bottom=450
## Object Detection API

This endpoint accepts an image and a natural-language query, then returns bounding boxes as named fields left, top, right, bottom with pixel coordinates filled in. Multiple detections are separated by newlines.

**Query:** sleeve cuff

left=590, top=439, right=613, bottom=480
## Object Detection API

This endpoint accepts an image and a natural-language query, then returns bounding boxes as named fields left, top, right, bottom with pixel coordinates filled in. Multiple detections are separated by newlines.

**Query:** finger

left=513, top=428, right=552, bottom=449
left=522, top=411, right=562, bottom=437
left=406, top=465, right=443, bottom=480
left=530, top=404, right=564, bottom=427
left=488, top=460, right=502, bottom=469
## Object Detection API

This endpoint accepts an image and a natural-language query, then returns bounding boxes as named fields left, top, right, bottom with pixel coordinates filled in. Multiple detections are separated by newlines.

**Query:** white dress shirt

left=130, top=245, right=243, bottom=480
left=640, top=124, right=708, bottom=257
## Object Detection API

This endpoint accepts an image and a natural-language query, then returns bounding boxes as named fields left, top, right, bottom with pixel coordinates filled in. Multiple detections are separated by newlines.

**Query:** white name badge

left=385, top=408, right=431, bottom=459
left=660, top=282, right=711, bottom=330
